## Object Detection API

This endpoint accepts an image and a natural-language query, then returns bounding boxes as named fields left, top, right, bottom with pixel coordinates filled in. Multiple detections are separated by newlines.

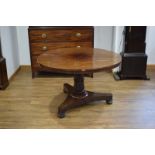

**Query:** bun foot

left=57, top=112, right=65, bottom=118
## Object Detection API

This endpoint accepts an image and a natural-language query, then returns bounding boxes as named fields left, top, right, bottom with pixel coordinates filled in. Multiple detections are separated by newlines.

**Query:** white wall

left=94, top=26, right=114, bottom=51
left=0, top=26, right=20, bottom=78
left=145, top=26, right=155, bottom=64
left=113, top=26, right=125, bottom=53
left=16, top=26, right=30, bottom=65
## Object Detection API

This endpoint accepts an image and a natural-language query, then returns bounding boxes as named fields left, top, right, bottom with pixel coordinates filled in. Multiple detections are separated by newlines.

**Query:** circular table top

left=37, top=47, right=121, bottom=74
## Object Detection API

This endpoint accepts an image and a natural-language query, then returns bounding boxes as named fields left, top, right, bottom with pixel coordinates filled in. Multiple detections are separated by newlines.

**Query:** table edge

left=38, top=62, right=121, bottom=74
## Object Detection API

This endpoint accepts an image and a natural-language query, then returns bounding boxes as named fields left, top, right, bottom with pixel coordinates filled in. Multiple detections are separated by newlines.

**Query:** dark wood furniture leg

left=58, top=74, right=112, bottom=118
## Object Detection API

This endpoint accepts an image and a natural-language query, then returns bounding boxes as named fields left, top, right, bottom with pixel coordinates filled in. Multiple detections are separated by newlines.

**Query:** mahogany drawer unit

left=28, top=26, right=94, bottom=77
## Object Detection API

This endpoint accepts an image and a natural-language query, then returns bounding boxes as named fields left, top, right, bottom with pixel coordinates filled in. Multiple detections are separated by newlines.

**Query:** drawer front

left=30, top=42, right=93, bottom=55
left=29, top=29, right=93, bottom=42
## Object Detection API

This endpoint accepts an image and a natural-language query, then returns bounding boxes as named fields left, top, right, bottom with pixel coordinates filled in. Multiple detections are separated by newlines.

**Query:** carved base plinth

left=57, top=75, right=112, bottom=118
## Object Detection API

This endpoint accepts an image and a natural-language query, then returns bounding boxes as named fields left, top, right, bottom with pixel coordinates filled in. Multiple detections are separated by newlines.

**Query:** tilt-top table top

left=37, top=47, right=121, bottom=74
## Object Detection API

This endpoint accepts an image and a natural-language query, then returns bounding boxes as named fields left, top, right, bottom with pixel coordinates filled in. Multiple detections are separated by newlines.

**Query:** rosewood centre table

left=37, top=48, right=121, bottom=118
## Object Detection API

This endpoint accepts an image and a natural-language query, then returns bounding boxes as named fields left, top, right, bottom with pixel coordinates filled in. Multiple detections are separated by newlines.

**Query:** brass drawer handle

left=42, top=46, right=48, bottom=51
left=41, top=33, right=47, bottom=38
left=75, top=32, right=81, bottom=37
left=76, top=46, right=81, bottom=48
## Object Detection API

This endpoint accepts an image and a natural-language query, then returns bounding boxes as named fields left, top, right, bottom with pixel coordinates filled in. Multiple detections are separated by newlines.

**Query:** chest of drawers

left=28, top=26, right=94, bottom=77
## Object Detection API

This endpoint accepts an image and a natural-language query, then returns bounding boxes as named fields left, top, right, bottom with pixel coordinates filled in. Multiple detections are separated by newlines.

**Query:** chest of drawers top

left=29, top=26, right=94, bottom=43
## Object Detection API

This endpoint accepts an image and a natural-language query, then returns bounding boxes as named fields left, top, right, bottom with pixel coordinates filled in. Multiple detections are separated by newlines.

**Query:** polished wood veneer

left=38, top=47, right=121, bottom=118
left=37, top=48, right=121, bottom=74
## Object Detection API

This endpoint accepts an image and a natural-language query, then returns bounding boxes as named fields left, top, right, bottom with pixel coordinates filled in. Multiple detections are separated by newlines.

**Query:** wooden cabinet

left=28, top=26, right=94, bottom=77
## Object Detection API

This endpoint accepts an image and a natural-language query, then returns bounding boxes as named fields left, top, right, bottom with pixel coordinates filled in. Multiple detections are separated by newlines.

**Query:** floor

left=0, top=67, right=155, bottom=129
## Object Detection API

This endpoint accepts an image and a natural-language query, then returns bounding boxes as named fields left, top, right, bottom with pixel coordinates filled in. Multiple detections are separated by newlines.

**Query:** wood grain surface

left=37, top=47, right=121, bottom=74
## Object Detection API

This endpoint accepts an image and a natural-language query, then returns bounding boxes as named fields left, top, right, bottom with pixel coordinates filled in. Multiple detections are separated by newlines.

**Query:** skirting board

left=147, top=64, right=155, bottom=70
left=9, top=65, right=32, bottom=81
left=9, top=66, right=21, bottom=81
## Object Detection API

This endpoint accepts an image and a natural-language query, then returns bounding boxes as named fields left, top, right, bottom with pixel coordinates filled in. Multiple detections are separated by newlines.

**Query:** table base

left=57, top=75, right=112, bottom=118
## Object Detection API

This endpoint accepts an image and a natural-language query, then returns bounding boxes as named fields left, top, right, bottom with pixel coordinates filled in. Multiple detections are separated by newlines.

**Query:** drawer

left=29, top=29, right=93, bottom=42
left=30, top=42, right=93, bottom=55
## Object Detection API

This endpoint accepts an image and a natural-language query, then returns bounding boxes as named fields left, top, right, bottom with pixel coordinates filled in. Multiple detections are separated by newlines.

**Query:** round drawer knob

left=76, top=46, right=81, bottom=48
left=42, top=46, right=48, bottom=51
left=75, top=32, right=81, bottom=37
left=41, top=33, right=47, bottom=39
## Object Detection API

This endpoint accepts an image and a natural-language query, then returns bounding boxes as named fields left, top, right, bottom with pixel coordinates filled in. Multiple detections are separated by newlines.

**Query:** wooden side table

left=37, top=47, right=121, bottom=118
